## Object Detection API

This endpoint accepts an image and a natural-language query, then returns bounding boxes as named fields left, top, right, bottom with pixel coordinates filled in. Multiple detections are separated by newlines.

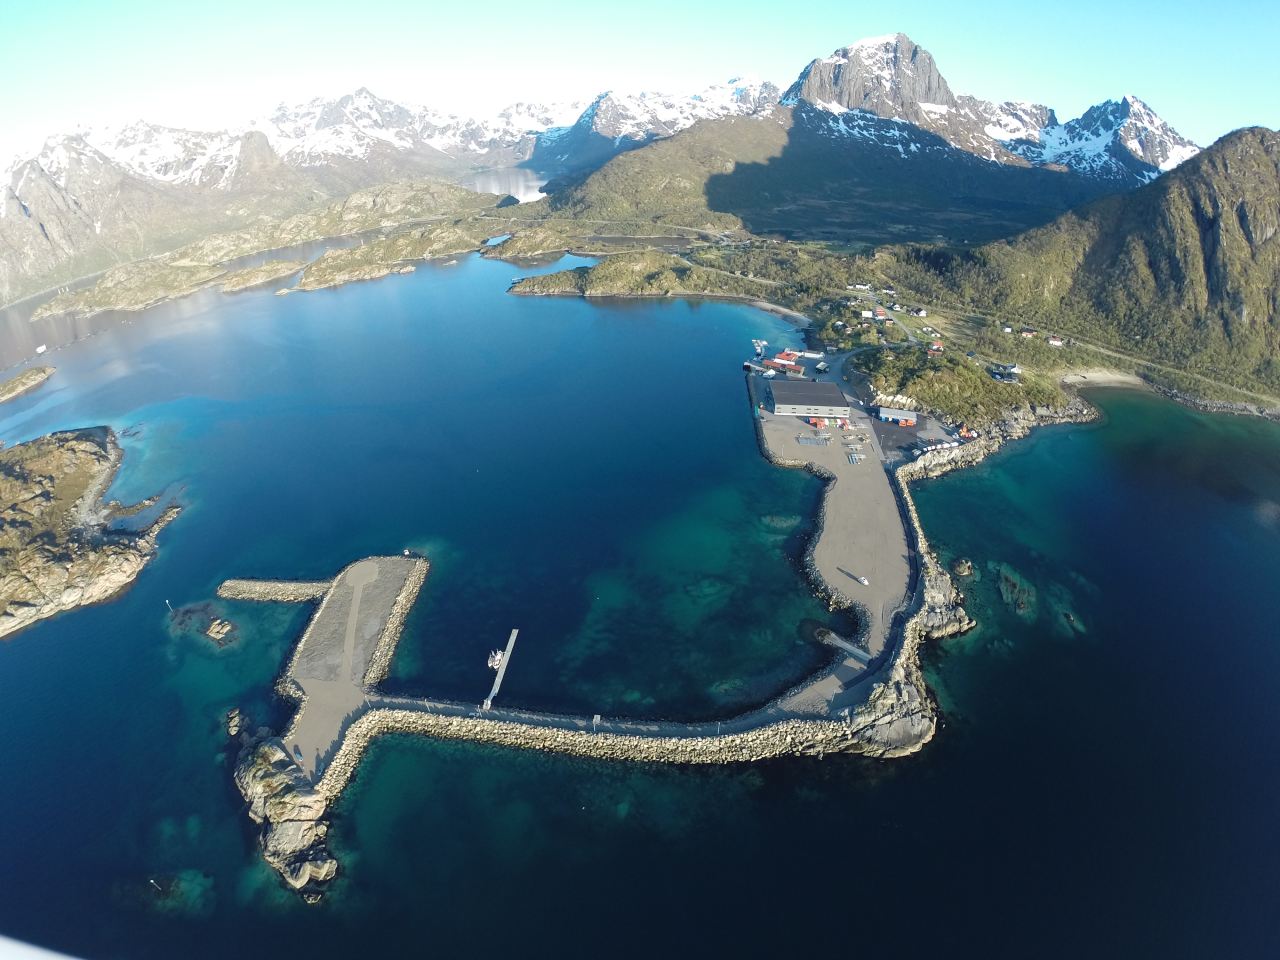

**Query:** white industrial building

left=766, top=380, right=852, bottom=418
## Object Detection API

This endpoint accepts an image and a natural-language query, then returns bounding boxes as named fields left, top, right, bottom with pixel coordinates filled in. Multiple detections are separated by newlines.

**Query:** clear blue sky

left=2, top=0, right=1275, bottom=159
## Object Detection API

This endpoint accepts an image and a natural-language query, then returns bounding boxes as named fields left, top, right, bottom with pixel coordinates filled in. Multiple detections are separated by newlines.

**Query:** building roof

left=767, top=379, right=850, bottom=407
left=877, top=407, right=918, bottom=420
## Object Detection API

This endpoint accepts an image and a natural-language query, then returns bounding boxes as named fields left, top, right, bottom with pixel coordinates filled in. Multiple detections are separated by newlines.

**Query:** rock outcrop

left=234, top=736, right=337, bottom=900
left=0, top=427, right=180, bottom=640
left=901, top=397, right=1096, bottom=481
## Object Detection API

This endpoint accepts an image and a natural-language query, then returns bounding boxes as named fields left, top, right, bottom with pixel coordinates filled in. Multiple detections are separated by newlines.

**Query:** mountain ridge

left=783, top=34, right=1198, bottom=184
left=877, top=126, right=1280, bottom=390
left=2, top=34, right=1205, bottom=305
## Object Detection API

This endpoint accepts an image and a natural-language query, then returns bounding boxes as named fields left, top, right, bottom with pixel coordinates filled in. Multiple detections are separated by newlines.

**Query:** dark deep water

left=2, top=258, right=1279, bottom=958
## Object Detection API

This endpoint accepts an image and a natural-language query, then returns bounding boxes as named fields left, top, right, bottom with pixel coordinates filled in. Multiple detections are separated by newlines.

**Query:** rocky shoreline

left=233, top=734, right=337, bottom=901
left=1147, top=382, right=1280, bottom=422
left=897, top=395, right=1099, bottom=481
left=0, top=427, right=181, bottom=640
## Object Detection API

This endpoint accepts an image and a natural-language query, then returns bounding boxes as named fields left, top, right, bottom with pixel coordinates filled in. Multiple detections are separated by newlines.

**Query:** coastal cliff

left=0, top=427, right=180, bottom=640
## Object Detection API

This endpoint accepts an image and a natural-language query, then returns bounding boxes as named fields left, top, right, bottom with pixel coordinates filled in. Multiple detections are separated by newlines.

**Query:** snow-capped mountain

left=246, top=87, right=587, bottom=169
left=0, top=81, right=775, bottom=303
left=529, top=78, right=780, bottom=175
left=1023, top=95, right=1200, bottom=181
left=577, top=79, right=779, bottom=140
left=69, top=89, right=588, bottom=194
left=2, top=41, right=1205, bottom=306
left=88, top=123, right=244, bottom=187
left=784, top=34, right=1198, bottom=184
left=2, top=134, right=251, bottom=305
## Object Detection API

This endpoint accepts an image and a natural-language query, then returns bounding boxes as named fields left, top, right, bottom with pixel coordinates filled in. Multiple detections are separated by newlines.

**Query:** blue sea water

left=1, top=259, right=1279, bottom=958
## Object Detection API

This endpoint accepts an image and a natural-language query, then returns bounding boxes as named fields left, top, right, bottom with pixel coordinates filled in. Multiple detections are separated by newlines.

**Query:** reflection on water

left=460, top=167, right=547, bottom=203
left=0, top=236, right=368, bottom=371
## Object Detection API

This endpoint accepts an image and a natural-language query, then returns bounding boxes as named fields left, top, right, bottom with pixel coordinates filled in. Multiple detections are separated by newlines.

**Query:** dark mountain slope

left=882, top=128, right=1280, bottom=387
left=539, top=104, right=1130, bottom=247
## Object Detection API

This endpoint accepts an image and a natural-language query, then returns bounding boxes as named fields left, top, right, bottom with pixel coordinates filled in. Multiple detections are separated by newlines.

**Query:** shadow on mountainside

left=703, top=105, right=1127, bottom=249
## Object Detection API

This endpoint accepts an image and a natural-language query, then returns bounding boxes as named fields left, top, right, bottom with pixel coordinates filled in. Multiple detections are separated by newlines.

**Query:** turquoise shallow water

left=2, top=263, right=1280, bottom=957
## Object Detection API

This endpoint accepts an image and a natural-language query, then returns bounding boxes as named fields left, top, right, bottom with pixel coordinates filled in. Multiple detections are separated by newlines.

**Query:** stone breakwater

left=217, top=579, right=332, bottom=603
left=362, top=559, right=429, bottom=687
left=315, top=697, right=929, bottom=802
left=893, top=463, right=975, bottom=643
left=231, top=557, right=427, bottom=899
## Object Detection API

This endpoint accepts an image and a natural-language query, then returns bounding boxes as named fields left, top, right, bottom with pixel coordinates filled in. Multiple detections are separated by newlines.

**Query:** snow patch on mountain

left=570, top=78, right=779, bottom=141
left=88, top=123, right=244, bottom=187
left=787, top=34, right=1199, bottom=183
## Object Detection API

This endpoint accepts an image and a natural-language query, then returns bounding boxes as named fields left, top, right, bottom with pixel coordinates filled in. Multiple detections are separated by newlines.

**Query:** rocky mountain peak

left=784, top=33, right=955, bottom=124
left=1033, top=95, right=1200, bottom=179
left=785, top=33, right=1200, bottom=184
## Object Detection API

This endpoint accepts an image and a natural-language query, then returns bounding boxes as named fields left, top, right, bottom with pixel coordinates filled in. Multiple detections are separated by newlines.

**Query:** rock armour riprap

left=234, top=736, right=337, bottom=898
left=217, top=579, right=331, bottom=603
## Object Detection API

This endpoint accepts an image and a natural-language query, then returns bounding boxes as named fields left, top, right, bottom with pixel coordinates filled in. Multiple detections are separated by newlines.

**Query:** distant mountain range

left=1, top=33, right=1204, bottom=305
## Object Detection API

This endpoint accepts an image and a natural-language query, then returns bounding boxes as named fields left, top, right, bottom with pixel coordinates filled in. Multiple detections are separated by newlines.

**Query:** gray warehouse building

left=766, top=379, right=852, bottom=418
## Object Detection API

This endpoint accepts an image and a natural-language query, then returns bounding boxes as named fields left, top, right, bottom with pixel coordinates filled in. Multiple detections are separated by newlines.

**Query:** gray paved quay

left=747, top=373, right=912, bottom=714
left=269, top=555, right=427, bottom=779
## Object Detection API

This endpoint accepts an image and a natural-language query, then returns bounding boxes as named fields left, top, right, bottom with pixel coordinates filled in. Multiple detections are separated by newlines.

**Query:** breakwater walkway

left=227, top=514, right=919, bottom=801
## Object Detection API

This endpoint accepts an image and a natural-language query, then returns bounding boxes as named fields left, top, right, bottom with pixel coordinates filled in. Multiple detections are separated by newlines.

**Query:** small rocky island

left=0, top=427, right=179, bottom=640
left=0, top=366, right=55, bottom=405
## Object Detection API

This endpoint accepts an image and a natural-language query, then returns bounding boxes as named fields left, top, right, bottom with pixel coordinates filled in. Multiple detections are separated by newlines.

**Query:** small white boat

left=487, top=650, right=504, bottom=670
left=35, top=344, right=47, bottom=355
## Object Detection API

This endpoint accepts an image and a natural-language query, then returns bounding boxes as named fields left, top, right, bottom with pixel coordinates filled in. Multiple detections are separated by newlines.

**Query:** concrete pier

left=483, top=628, right=519, bottom=710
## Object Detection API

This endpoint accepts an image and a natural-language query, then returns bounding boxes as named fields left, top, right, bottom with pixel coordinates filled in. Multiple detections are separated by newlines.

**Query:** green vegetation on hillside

left=295, top=219, right=491, bottom=291
left=511, top=250, right=765, bottom=299
left=855, top=346, right=1065, bottom=427
left=540, top=116, right=787, bottom=229
left=874, top=128, right=1280, bottom=393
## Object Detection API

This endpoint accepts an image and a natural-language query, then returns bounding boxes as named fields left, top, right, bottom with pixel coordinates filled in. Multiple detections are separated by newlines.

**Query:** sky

left=2, top=0, right=1277, bottom=161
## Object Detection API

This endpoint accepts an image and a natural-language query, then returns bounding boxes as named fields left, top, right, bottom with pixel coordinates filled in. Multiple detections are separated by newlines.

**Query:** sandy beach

left=1060, top=368, right=1147, bottom=388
